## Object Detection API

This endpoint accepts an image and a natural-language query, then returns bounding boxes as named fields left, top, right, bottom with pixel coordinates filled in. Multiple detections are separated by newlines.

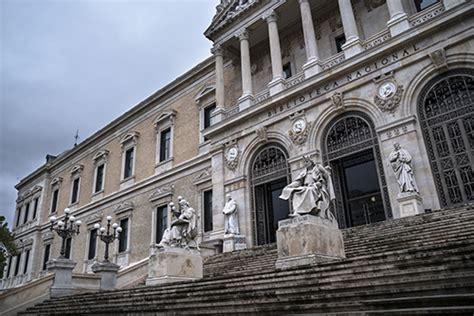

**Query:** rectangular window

left=118, top=218, right=129, bottom=253
left=16, top=208, right=22, bottom=227
left=7, top=256, right=12, bottom=277
left=204, top=104, right=217, bottom=129
left=88, top=229, right=98, bottom=260
left=156, top=206, right=168, bottom=244
left=204, top=190, right=213, bottom=232
left=23, top=249, right=30, bottom=274
left=71, top=178, right=80, bottom=204
left=335, top=34, right=346, bottom=53
left=32, top=198, right=39, bottom=220
left=65, top=237, right=72, bottom=259
left=414, top=0, right=439, bottom=12
left=51, top=188, right=59, bottom=213
left=95, top=164, right=105, bottom=193
left=23, top=203, right=30, bottom=224
left=123, top=147, right=134, bottom=179
left=159, top=128, right=171, bottom=162
left=14, top=253, right=21, bottom=276
left=283, top=63, right=292, bottom=79
left=42, top=244, right=51, bottom=271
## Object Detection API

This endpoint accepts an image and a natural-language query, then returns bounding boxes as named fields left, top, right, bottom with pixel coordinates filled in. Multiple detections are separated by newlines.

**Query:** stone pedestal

left=47, top=258, right=77, bottom=297
left=222, top=234, right=247, bottom=253
left=397, top=192, right=424, bottom=218
left=275, top=215, right=345, bottom=269
left=268, top=78, right=285, bottom=96
left=387, top=13, right=410, bottom=37
left=92, top=261, right=120, bottom=291
left=238, top=94, right=254, bottom=111
left=341, top=38, right=363, bottom=59
left=302, top=59, right=322, bottom=78
left=146, top=247, right=202, bottom=285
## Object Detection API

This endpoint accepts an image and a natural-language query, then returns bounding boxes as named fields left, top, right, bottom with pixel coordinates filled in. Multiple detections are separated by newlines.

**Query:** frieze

left=224, top=179, right=246, bottom=193
left=114, top=201, right=134, bottom=214
left=42, top=231, right=54, bottom=242
left=193, top=169, right=212, bottom=185
left=85, top=211, right=103, bottom=225
left=265, top=44, right=420, bottom=119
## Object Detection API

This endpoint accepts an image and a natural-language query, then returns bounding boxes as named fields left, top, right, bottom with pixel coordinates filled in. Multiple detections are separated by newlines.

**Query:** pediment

left=149, top=185, right=175, bottom=202
left=205, top=0, right=261, bottom=39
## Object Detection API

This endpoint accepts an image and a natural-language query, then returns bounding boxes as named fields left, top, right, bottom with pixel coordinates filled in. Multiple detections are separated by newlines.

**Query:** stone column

left=263, top=10, right=285, bottom=95
left=444, top=0, right=468, bottom=10
left=298, top=0, right=322, bottom=77
left=386, top=0, right=410, bottom=37
left=211, top=144, right=225, bottom=235
left=47, top=258, right=76, bottom=297
left=211, top=44, right=226, bottom=123
left=236, top=29, right=254, bottom=110
left=338, top=0, right=362, bottom=58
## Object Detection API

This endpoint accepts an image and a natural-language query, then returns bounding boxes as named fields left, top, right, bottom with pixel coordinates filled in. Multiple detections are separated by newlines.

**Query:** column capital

left=262, top=10, right=278, bottom=23
left=211, top=44, right=223, bottom=56
left=235, top=28, right=249, bottom=41
left=298, top=0, right=309, bottom=4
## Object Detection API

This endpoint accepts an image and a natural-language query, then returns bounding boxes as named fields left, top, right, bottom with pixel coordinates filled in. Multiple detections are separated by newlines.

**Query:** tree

left=0, top=216, right=18, bottom=278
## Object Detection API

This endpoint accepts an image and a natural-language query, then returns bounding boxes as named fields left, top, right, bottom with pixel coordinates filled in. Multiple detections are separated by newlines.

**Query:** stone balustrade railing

left=321, top=52, right=345, bottom=71
left=284, top=71, right=306, bottom=89
left=410, top=2, right=445, bottom=27
left=363, top=29, right=391, bottom=50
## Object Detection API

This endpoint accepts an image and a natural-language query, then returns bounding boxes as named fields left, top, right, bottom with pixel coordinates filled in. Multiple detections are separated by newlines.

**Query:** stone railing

left=0, top=272, right=33, bottom=290
left=225, top=104, right=240, bottom=117
left=254, top=88, right=270, bottom=104
left=321, top=52, right=345, bottom=71
left=409, top=2, right=445, bottom=27
left=363, top=29, right=391, bottom=50
left=284, top=71, right=305, bottom=89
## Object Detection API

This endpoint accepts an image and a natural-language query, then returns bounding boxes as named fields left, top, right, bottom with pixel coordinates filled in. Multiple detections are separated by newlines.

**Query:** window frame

left=50, top=188, right=60, bottom=214
left=87, top=228, right=98, bottom=260
left=70, top=176, right=81, bottom=205
left=118, top=218, right=129, bottom=253
left=155, top=205, right=168, bottom=244
left=42, top=244, right=51, bottom=271
left=203, top=189, right=213, bottom=232
left=94, top=163, right=105, bottom=194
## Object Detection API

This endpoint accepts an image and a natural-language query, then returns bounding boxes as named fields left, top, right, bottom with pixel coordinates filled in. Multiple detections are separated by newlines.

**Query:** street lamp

left=94, top=216, right=122, bottom=262
left=49, top=208, right=82, bottom=259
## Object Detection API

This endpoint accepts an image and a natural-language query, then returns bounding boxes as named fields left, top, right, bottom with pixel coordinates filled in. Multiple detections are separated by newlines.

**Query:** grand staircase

left=21, top=205, right=474, bottom=315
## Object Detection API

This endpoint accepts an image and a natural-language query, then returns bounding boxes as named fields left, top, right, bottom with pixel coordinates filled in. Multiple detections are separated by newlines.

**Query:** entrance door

left=339, top=151, right=385, bottom=227
left=254, top=178, right=289, bottom=245
left=323, top=114, right=391, bottom=228
left=251, top=145, right=290, bottom=245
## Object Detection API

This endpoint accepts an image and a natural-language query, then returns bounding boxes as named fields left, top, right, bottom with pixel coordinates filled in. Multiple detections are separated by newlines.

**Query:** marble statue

left=158, top=196, right=199, bottom=249
left=223, top=194, right=239, bottom=235
left=389, top=143, right=419, bottom=193
left=279, top=156, right=336, bottom=223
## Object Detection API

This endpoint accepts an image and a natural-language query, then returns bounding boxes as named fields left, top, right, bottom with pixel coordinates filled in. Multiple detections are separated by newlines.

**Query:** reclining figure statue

left=279, top=155, right=337, bottom=226
left=158, top=196, right=199, bottom=249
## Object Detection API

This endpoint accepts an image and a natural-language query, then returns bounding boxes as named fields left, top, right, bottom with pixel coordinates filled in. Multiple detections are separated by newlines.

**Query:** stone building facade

left=2, top=0, right=473, bottom=291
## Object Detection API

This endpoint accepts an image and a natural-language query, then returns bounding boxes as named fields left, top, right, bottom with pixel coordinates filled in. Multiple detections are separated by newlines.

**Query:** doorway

left=323, top=113, right=391, bottom=228
left=251, top=144, right=290, bottom=245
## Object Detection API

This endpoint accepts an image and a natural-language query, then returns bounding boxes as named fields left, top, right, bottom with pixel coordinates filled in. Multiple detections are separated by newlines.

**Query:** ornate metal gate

left=322, top=113, right=392, bottom=228
left=250, top=144, right=290, bottom=245
left=418, top=69, right=474, bottom=207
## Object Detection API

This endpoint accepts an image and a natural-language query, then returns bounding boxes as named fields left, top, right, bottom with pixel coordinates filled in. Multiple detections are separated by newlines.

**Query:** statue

left=158, top=196, right=199, bottom=249
left=223, top=194, right=239, bottom=235
left=279, top=156, right=336, bottom=224
left=389, top=143, right=419, bottom=193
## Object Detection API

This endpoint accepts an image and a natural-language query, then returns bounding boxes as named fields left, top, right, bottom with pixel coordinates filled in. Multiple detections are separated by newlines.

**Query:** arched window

left=418, top=69, right=474, bottom=207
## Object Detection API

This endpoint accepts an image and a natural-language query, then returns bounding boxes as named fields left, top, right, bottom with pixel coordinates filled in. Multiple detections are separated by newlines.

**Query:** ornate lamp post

left=94, top=216, right=122, bottom=263
left=49, top=208, right=82, bottom=258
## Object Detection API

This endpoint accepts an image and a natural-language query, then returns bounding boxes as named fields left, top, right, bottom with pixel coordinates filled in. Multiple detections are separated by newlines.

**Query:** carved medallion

left=374, top=80, right=404, bottom=113
left=288, top=111, right=312, bottom=145
left=225, top=143, right=240, bottom=170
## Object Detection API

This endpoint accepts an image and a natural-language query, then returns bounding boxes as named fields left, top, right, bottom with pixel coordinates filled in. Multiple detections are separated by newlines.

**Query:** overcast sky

left=0, top=0, right=217, bottom=228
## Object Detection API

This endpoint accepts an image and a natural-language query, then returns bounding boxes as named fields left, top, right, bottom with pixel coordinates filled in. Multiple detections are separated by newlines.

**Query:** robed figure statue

left=223, top=194, right=239, bottom=235
left=158, top=196, right=199, bottom=249
left=279, top=156, right=336, bottom=224
left=389, top=143, right=419, bottom=194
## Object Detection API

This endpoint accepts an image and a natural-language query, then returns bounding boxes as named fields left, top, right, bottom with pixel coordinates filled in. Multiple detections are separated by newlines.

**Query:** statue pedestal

left=222, top=234, right=247, bottom=253
left=146, top=247, right=202, bottom=285
left=47, top=258, right=77, bottom=297
left=275, top=215, right=345, bottom=269
left=92, top=261, right=120, bottom=290
left=397, top=192, right=424, bottom=217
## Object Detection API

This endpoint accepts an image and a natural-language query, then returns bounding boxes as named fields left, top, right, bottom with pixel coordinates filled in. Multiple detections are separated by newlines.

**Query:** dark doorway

left=334, top=150, right=385, bottom=227
left=254, top=178, right=289, bottom=245
left=323, top=113, right=391, bottom=228
left=251, top=144, right=290, bottom=245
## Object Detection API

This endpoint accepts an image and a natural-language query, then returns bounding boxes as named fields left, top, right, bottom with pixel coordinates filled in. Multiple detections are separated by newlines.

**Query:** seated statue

left=158, top=197, right=199, bottom=249
left=279, top=156, right=337, bottom=225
